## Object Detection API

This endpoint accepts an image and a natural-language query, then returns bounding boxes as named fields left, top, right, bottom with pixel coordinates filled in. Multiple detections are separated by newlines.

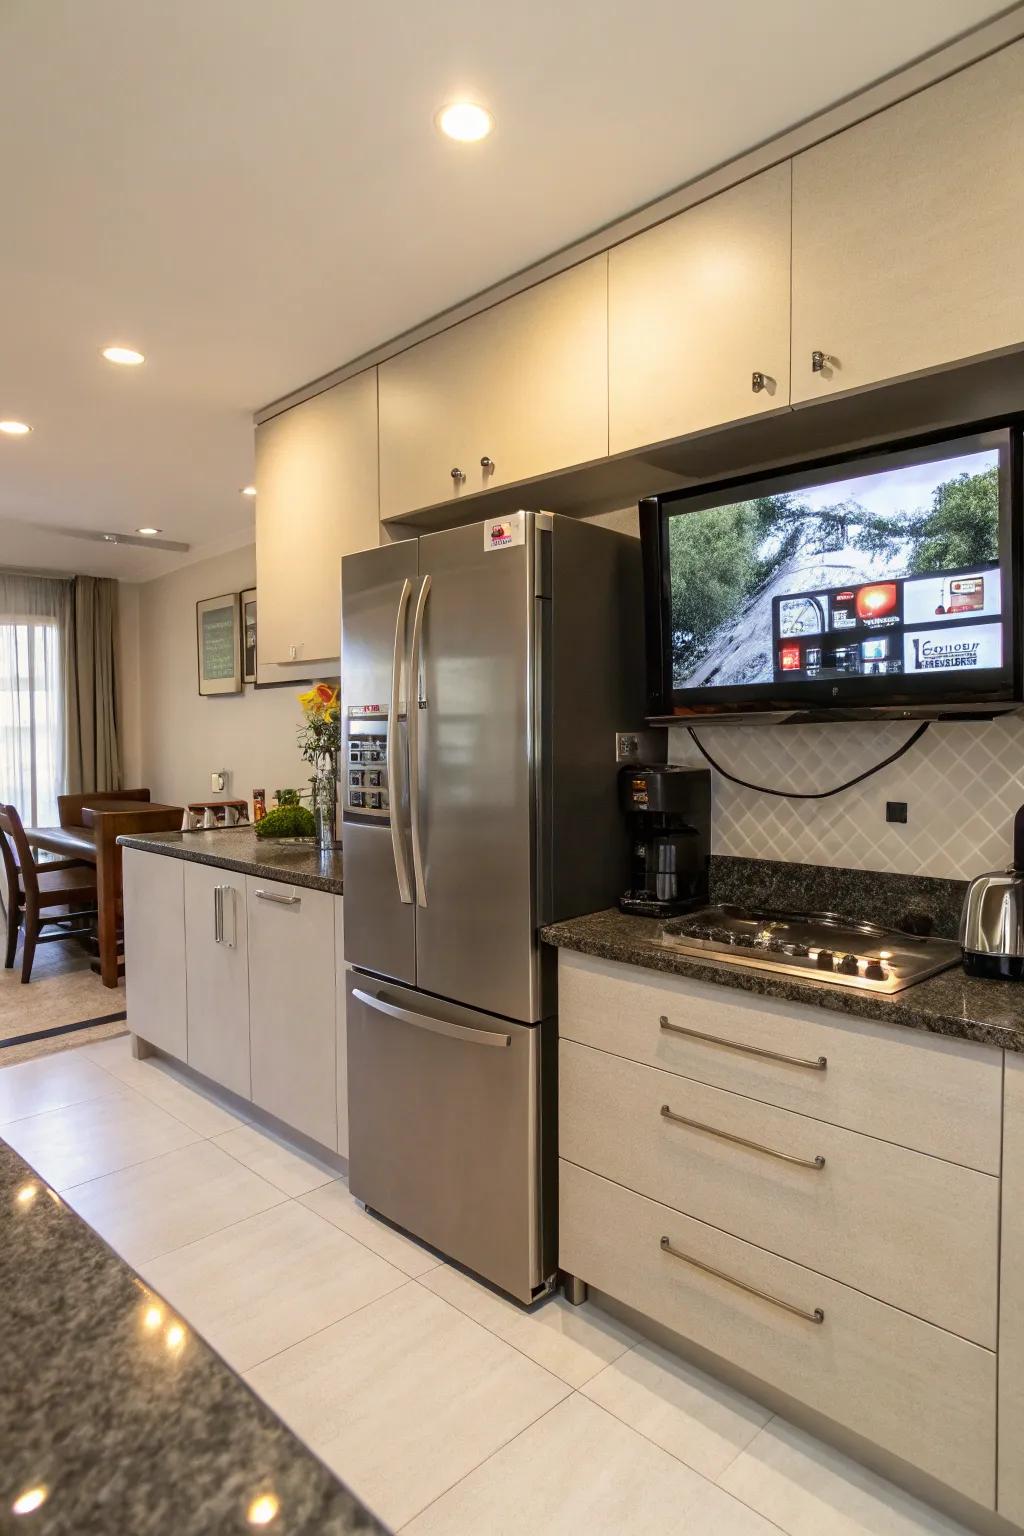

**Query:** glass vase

left=312, top=768, right=339, bottom=852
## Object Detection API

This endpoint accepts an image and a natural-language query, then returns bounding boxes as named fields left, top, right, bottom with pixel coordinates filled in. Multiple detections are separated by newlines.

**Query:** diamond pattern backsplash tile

left=668, top=716, right=1024, bottom=880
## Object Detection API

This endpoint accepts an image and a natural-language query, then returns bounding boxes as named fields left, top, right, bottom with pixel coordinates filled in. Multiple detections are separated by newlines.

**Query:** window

left=0, top=618, right=64, bottom=826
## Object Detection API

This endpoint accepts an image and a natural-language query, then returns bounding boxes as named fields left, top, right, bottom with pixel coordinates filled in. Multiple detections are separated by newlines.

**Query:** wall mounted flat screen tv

left=640, top=424, right=1022, bottom=721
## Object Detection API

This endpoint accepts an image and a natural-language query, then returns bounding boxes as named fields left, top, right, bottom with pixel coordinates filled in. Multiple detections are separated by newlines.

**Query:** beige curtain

left=66, top=576, right=122, bottom=794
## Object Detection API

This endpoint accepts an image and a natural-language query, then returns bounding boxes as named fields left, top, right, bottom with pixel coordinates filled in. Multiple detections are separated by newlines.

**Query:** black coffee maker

left=619, top=766, right=711, bottom=918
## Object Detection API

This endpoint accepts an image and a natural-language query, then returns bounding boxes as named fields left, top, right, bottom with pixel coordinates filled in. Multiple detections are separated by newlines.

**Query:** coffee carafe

left=618, top=766, right=711, bottom=918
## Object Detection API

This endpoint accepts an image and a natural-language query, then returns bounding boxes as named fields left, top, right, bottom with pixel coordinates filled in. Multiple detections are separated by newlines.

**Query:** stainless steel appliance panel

left=341, top=540, right=418, bottom=983
left=412, top=520, right=541, bottom=1021
left=347, top=972, right=550, bottom=1302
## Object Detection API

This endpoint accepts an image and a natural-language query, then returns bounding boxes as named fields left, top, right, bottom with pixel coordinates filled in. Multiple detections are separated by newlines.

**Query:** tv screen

left=642, top=426, right=1020, bottom=719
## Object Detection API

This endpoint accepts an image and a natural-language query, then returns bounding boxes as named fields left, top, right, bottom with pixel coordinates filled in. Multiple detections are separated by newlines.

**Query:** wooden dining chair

left=0, top=804, right=99, bottom=984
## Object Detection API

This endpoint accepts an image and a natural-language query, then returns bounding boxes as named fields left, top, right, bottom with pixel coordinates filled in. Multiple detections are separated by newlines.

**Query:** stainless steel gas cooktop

left=657, top=905, right=960, bottom=993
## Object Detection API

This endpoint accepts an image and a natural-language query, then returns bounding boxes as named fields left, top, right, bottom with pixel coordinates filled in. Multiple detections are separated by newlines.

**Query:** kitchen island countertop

left=542, top=907, right=1024, bottom=1053
left=0, top=1134, right=384, bottom=1536
left=117, top=828, right=342, bottom=894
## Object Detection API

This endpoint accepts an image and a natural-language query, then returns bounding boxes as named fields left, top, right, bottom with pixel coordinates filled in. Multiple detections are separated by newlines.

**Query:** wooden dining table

left=25, top=799, right=183, bottom=988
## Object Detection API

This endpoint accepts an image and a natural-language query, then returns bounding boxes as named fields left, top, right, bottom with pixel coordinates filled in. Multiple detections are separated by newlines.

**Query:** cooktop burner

left=656, top=905, right=960, bottom=993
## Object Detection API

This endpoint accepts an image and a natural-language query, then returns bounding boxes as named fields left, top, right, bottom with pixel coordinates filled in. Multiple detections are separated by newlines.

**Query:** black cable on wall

left=686, top=722, right=931, bottom=800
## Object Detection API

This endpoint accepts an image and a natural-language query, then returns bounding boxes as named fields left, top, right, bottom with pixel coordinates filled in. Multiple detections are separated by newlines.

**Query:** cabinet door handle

left=253, top=888, right=301, bottom=907
left=480, top=456, right=495, bottom=471
left=751, top=371, right=774, bottom=393
left=217, top=885, right=236, bottom=948
left=660, top=1236, right=824, bottom=1324
left=213, top=884, right=223, bottom=944
left=451, top=467, right=466, bottom=482
left=659, top=1016, right=827, bottom=1070
left=660, top=1104, right=825, bottom=1169
left=811, top=349, right=835, bottom=373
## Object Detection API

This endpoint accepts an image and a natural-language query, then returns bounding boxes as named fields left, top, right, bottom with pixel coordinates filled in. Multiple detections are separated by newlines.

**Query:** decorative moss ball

left=254, top=804, right=316, bottom=840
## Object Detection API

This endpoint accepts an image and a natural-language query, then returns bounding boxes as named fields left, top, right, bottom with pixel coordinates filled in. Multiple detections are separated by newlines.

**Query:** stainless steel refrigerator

left=342, top=511, right=642, bottom=1302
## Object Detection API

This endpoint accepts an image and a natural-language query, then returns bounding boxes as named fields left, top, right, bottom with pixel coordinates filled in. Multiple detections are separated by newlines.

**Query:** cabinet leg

left=131, top=1034, right=155, bottom=1061
left=562, top=1273, right=588, bottom=1306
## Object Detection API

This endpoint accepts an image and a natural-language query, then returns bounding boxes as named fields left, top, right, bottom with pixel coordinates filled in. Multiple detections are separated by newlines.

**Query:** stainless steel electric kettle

left=960, top=807, right=1024, bottom=979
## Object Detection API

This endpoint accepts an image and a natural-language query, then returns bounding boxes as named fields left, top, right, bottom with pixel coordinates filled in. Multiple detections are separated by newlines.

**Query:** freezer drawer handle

left=660, top=1104, right=826, bottom=1170
left=659, top=1016, right=827, bottom=1071
left=352, top=988, right=511, bottom=1047
left=389, top=577, right=415, bottom=906
left=660, top=1236, right=825, bottom=1324
left=253, top=888, right=301, bottom=907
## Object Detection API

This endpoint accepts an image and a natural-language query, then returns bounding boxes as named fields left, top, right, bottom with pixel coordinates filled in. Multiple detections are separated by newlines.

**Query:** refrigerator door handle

left=389, top=578, right=415, bottom=905
left=351, top=987, right=511, bottom=1047
left=407, top=574, right=431, bottom=908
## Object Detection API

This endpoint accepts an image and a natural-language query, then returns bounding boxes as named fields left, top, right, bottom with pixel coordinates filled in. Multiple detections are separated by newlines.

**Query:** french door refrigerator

left=342, top=511, right=642, bottom=1302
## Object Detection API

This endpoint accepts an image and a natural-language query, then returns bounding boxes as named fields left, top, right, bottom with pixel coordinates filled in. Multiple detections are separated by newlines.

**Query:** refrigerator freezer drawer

left=347, top=972, right=552, bottom=1303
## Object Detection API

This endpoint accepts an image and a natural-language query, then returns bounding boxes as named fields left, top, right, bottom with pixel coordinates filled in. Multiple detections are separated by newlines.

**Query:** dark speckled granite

left=542, top=907, right=1024, bottom=1053
left=118, top=828, right=342, bottom=893
left=0, top=1135, right=387, bottom=1535
left=709, top=855, right=968, bottom=941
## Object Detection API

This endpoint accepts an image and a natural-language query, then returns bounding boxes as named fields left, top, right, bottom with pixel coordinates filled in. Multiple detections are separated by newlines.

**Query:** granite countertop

left=0, top=1138, right=386, bottom=1535
left=118, top=829, right=343, bottom=894
left=541, top=908, right=1024, bottom=1053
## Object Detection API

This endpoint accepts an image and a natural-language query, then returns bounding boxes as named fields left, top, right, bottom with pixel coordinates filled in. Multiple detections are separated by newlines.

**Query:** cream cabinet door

left=335, top=896, right=348, bottom=1159
left=1000, top=1052, right=1024, bottom=1522
left=246, top=877, right=337, bottom=1150
left=184, top=863, right=251, bottom=1100
left=378, top=256, right=608, bottom=520
left=609, top=163, right=791, bottom=454
left=122, top=848, right=186, bottom=1060
left=792, top=41, right=1024, bottom=404
left=255, top=367, right=379, bottom=666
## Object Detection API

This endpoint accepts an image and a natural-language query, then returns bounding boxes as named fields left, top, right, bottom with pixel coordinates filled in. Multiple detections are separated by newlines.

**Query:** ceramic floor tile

left=212, top=1123, right=339, bottom=1198
left=142, top=1201, right=406, bottom=1371
left=1, top=1086, right=202, bottom=1189
left=719, top=1420, right=976, bottom=1536
left=80, top=1044, right=245, bottom=1136
left=582, top=1338, right=772, bottom=1480
left=247, top=1281, right=569, bottom=1530
left=0, top=1051, right=124, bottom=1125
left=403, top=1392, right=712, bottom=1535
left=300, top=1177, right=443, bottom=1277
left=682, top=1482, right=787, bottom=1535
left=64, top=1139, right=286, bottom=1265
left=421, top=1264, right=638, bottom=1387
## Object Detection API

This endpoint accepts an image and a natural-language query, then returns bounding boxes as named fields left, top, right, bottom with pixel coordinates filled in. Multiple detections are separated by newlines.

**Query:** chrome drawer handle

left=660, top=1016, right=827, bottom=1071
left=254, top=888, right=300, bottom=906
left=661, top=1104, right=825, bottom=1170
left=660, top=1236, right=824, bottom=1324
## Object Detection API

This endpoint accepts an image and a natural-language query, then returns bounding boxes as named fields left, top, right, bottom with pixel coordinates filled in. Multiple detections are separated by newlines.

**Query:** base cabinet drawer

left=246, top=878, right=337, bottom=1150
left=560, top=1039, right=997, bottom=1345
left=558, top=951, right=1001, bottom=1173
left=560, top=1160, right=995, bottom=1508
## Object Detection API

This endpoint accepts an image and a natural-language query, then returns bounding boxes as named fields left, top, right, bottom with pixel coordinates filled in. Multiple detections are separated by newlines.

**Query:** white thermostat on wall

left=484, top=511, right=526, bottom=551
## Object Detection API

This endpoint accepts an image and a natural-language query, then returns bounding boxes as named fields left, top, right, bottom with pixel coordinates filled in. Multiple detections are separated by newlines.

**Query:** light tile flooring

left=1, top=1035, right=981, bottom=1536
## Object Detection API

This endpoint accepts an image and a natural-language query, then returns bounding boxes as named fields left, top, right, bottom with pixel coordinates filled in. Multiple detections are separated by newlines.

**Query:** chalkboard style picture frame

left=241, top=587, right=258, bottom=684
left=197, top=592, right=242, bottom=696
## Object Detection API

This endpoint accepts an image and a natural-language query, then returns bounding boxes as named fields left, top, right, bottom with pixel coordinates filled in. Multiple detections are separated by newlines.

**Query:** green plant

left=254, top=804, right=316, bottom=840
left=273, top=788, right=302, bottom=807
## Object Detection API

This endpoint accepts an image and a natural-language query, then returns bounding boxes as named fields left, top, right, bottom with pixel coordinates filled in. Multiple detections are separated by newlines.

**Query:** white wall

left=669, top=715, right=1024, bottom=882
left=128, top=544, right=325, bottom=809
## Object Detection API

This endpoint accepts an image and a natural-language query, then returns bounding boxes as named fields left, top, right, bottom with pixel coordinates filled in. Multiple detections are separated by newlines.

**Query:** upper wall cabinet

left=378, top=256, right=608, bottom=521
left=792, top=41, right=1024, bottom=405
left=608, top=163, right=792, bottom=455
left=255, top=368, right=379, bottom=666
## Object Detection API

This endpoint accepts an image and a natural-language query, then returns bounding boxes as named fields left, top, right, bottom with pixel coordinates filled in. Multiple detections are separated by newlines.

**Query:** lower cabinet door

left=335, top=897, right=348, bottom=1159
left=999, top=1054, right=1024, bottom=1522
left=560, top=1160, right=996, bottom=1507
left=246, top=877, right=337, bottom=1150
left=184, top=863, right=251, bottom=1099
left=122, top=847, right=186, bottom=1059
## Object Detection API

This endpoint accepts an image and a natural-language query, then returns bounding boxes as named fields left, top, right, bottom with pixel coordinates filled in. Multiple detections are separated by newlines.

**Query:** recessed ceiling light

left=102, top=345, right=145, bottom=366
left=241, top=485, right=257, bottom=497
left=0, top=420, right=32, bottom=436
left=436, top=102, right=494, bottom=142
left=135, top=527, right=162, bottom=536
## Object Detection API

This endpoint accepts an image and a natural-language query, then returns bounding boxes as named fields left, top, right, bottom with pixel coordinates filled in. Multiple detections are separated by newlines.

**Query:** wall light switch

left=211, top=770, right=228, bottom=794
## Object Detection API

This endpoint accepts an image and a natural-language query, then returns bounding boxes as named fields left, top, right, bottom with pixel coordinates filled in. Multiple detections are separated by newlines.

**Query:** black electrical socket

left=886, top=801, right=908, bottom=824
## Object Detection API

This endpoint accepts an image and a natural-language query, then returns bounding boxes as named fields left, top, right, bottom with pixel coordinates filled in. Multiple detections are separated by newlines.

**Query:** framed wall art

left=197, top=592, right=242, bottom=696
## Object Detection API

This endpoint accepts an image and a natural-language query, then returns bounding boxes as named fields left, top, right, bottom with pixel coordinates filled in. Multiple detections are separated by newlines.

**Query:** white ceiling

left=0, top=0, right=1010, bottom=581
